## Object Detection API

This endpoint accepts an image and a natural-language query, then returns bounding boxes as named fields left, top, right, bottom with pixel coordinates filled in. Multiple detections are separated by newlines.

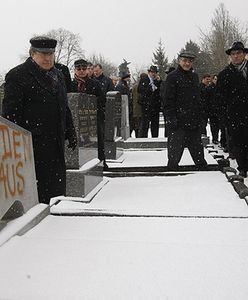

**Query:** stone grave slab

left=0, top=116, right=38, bottom=222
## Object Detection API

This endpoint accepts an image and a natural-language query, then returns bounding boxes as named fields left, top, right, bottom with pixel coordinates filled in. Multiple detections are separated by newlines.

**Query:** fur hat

left=30, top=36, right=57, bottom=53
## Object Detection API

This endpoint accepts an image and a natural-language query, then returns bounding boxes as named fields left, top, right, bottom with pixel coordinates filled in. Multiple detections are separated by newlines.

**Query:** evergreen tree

left=152, top=39, right=168, bottom=80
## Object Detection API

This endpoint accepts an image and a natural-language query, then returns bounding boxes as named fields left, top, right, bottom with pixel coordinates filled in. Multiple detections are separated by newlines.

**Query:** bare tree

left=200, top=3, right=248, bottom=72
left=46, top=28, right=84, bottom=70
left=87, top=53, right=117, bottom=77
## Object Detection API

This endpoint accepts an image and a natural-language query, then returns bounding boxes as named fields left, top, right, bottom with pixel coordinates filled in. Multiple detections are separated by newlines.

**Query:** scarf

left=233, top=59, right=248, bottom=79
left=74, top=74, right=86, bottom=93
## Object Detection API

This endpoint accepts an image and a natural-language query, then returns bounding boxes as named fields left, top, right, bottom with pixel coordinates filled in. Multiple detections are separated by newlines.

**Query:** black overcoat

left=163, top=66, right=202, bottom=130
left=2, top=57, right=76, bottom=203
left=216, top=63, right=248, bottom=144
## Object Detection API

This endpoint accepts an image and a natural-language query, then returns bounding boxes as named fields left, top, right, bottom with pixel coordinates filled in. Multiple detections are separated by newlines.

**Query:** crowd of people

left=1, top=35, right=248, bottom=204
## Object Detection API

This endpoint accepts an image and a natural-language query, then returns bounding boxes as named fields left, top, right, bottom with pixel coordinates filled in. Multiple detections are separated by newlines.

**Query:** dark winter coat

left=94, top=73, right=115, bottom=96
left=2, top=57, right=76, bottom=203
left=55, top=63, right=72, bottom=92
left=163, top=65, right=202, bottom=130
left=137, top=74, right=161, bottom=111
left=205, top=83, right=219, bottom=117
left=216, top=63, right=248, bottom=144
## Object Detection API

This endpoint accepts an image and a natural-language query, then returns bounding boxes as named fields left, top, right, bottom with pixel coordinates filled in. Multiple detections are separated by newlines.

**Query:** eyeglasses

left=75, top=66, right=87, bottom=71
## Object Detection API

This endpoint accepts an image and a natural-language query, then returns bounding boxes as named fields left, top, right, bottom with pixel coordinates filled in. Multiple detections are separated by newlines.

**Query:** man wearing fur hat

left=2, top=36, right=77, bottom=204
left=216, top=41, right=248, bottom=177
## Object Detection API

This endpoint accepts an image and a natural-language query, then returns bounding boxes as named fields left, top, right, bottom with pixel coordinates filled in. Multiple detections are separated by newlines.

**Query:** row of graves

left=0, top=91, right=131, bottom=236
left=1, top=89, right=248, bottom=239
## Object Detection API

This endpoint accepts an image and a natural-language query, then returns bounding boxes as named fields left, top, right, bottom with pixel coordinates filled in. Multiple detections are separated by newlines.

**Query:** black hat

left=225, top=41, right=248, bottom=55
left=74, top=59, right=88, bottom=68
left=178, top=50, right=196, bottom=59
left=165, top=66, right=176, bottom=74
left=30, top=36, right=57, bottom=53
left=148, top=65, right=158, bottom=73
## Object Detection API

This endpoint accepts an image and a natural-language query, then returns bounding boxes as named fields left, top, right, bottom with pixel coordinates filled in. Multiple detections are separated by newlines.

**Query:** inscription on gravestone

left=0, top=116, right=38, bottom=221
left=65, top=93, right=98, bottom=169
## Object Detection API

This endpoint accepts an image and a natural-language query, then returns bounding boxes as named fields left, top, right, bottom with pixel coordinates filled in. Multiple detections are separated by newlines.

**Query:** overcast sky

left=1, top=0, right=248, bottom=74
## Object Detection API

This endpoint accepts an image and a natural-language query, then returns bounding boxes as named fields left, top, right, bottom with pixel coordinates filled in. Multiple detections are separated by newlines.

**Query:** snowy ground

left=0, top=126, right=248, bottom=299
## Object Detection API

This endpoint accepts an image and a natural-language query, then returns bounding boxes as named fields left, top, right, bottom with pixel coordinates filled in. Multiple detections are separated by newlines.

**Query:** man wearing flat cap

left=71, top=58, right=108, bottom=168
left=138, top=65, right=162, bottom=137
left=2, top=36, right=77, bottom=204
left=216, top=41, right=248, bottom=177
left=162, top=50, right=207, bottom=170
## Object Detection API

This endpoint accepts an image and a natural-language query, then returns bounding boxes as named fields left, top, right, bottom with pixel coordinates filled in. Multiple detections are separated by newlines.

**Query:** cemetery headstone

left=0, top=116, right=38, bottom=222
left=105, top=91, right=124, bottom=160
left=65, top=93, right=103, bottom=197
left=121, top=95, right=130, bottom=140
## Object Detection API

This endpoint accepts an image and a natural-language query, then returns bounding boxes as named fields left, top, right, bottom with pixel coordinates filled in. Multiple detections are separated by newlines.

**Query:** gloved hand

left=166, top=117, right=178, bottom=130
left=67, top=135, right=77, bottom=151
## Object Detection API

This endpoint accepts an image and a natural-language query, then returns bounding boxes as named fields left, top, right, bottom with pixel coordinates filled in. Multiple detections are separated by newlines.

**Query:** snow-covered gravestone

left=65, top=93, right=103, bottom=197
left=0, top=116, right=38, bottom=222
left=105, top=91, right=124, bottom=159
left=121, top=94, right=130, bottom=140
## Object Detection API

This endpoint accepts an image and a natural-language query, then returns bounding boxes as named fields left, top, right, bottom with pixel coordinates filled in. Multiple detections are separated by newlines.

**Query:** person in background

left=2, top=36, right=77, bottom=204
left=138, top=65, right=161, bottom=137
left=111, top=75, right=119, bottom=87
left=55, top=62, right=72, bottom=92
left=115, top=71, right=133, bottom=135
left=216, top=41, right=248, bottom=177
left=160, top=66, right=176, bottom=137
left=93, top=63, right=115, bottom=95
left=199, top=74, right=212, bottom=137
left=71, top=59, right=108, bottom=169
left=204, top=74, right=220, bottom=144
left=87, top=62, right=94, bottom=79
left=131, top=73, right=146, bottom=137
left=162, top=50, right=207, bottom=171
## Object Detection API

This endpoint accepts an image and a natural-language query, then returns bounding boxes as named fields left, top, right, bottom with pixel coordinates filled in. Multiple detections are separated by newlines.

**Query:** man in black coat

left=2, top=36, right=77, bottom=204
left=162, top=51, right=207, bottom=171
left=115, top=71, right=134, bottom=135
left=216, top=41, right=248, bottom=177
left=138, top=65, right=161, bottom=137
left=71, top=59, right=107, bottom=168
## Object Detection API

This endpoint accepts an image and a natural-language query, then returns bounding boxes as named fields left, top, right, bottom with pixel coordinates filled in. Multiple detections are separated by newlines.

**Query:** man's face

left=94, top=66, right=103, bottom=77
left=87, top=65, right=94, bottom=77
left=230, top=50, right=246, bottom=65
left=148, top=70, right=157, bottom=79
left=178, top=57, right=194, bottom=71
left=75, top=65, right=88, bottom=80
left=202, top=76, right=211, bottom=86
left=32, top=52, right=55, bottom=70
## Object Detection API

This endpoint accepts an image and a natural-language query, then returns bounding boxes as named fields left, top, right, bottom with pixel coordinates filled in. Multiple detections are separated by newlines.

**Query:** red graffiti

left=0, top=124, right=31, bottom=199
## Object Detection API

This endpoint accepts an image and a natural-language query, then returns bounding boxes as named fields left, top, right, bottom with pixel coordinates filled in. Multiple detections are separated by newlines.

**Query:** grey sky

left=1, top=0, right=247, bottom=74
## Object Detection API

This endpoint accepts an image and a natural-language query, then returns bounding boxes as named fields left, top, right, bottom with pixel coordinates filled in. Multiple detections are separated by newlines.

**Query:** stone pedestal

left=105, top=91, right=124, bottom=160
left=65, top=93, right=103, bottom=197
left=121, top=95, right=130, bottom=140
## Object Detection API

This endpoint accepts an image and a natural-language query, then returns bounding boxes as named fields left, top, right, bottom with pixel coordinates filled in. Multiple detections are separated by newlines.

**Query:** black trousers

left=33, top=137, right=66, bottom=204
left=139, top=106, right=160, bottom=138
left=167, top=127, right=207, bottom=170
